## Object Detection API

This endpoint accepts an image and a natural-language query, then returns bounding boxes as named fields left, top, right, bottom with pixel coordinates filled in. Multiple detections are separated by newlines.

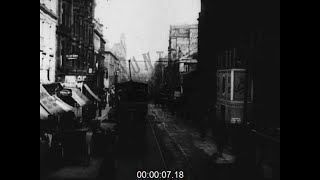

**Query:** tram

left=114, top=80, right=149, bottom=157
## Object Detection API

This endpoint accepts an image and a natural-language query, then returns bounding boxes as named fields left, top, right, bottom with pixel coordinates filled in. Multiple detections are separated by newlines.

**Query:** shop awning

left=42, top=83, right=63, bottom=95
left=70, top=88, right=89, bottom=107
left=52, top=95, right=74, bottom=112
left=40, top=105, right=49, bottom=120
left=40, top=84, right=64, bottom=115
left=84, top=84, right=101, bottom=101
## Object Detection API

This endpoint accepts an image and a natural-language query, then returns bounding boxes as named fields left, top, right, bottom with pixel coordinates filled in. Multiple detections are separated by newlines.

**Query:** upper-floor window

left=61, top=40, right=65, bottom=67
left=77, top=47, right=81, bottom=69
left=222, top=76, right=226, bottom=94
left=62, top=4, right=66, bottom=26
left=73, top=16, right=77, bottom=36
left=184, top=64, right=189, bottom=72
left=217, top=76, right=220, bottom=92
left=48, top=25, right=52, bottom=49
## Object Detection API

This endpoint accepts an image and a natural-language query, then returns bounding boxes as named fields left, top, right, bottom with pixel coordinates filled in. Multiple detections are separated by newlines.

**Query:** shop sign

left=66, top=54, right=78, bottom=60
left=77, top=76, right=86, bottom=82
left=65, top=76, right=77, bottom=83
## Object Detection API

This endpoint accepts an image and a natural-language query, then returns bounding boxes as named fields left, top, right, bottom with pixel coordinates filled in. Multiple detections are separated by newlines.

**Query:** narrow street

left=40, top=0, right=280, bottom=180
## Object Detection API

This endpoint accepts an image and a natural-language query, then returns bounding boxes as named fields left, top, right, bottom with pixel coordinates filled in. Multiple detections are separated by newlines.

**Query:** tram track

left=148, top=104, right=194, bottom=180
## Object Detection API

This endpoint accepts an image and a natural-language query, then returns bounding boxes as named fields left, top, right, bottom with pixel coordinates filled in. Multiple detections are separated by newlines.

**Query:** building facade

left=102, top=51, right=120, bottom=89
left=111, top=34, right=128, bottom=83
left=54, top=0, right=98, bottom=122
left=198, top=0, right=280, bottom=179
left=40, top=0, right=58, bottom=84
left=168, top=24, right=198, bottom=62
left=56, top=0, right=96, bottom=88
left=167, top=24, right=198, bottom=98
left=216, top=48, right=253, bottom=125
left=93, top=18, right=106, bottom=93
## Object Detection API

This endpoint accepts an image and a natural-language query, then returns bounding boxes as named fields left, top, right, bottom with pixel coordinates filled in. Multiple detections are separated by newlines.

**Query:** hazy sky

left=95, top=0, right=200, bottom=66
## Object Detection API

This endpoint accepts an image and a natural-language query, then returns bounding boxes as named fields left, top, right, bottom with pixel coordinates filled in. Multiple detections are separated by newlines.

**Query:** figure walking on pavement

left=214, top=113, right=228, bottom=158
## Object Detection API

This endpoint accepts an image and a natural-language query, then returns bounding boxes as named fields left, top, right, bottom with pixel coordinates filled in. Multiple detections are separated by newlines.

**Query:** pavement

left=41, top=104, right=112, bottom=180
left=43, top=158, right=104, bottom=180
left=149, top=104, right=236, bottom=164
left=148, top=104, right=241, bottom=180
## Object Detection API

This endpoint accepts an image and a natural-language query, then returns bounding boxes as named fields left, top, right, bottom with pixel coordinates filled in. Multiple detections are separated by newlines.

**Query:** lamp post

left=128, top=59, right=132, bottom=81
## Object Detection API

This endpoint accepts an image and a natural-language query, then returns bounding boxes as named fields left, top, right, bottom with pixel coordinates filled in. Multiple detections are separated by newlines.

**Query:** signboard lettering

left=66, top=54, right=78, bottom=60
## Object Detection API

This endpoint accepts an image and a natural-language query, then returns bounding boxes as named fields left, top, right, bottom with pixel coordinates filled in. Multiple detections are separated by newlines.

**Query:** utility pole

left=128, top=59, right=132, bottom=81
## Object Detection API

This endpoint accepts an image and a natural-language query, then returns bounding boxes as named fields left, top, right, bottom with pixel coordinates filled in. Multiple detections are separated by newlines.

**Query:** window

left=217, top=77, right=220, bottom=91
left=79, top=18, right=82, bottom=39
left=77, top=47, right=81, bottom=69
left=228, top=87, right=231, bottom=94
left=62, top=4, right=66, bottom=26
left=61, top=41, right=65, bottom=67
left=47, top=69, right=50, bottom=82
left=49, top=25, right=52, bottom=49
left=222, top=76, right=226, bottom=94
left=88, top=52, right=92, bottom=68
left=90, top=28, right=93, bottom=45
left=184, top=64, right=189, bottom=72
left=74, top=16, right=76, bottom=36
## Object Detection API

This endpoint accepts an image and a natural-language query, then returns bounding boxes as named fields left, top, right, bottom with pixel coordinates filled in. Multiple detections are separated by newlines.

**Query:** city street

left=40, top=1, right=280, bottom=179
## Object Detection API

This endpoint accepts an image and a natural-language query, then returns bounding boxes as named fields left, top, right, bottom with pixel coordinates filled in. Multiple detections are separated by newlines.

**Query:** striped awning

left=52, top=95, right=74, bottom=112
left=70, top=88, right=89, bottom=107
left=84, top=84, right=101, bottom=101
left=40, top=84, right=64, bottom=115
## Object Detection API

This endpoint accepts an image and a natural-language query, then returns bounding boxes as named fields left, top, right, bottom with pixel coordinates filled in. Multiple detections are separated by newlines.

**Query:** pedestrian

left=214, top=114, right=228, bottom=158
left=109, top=93, right=114, bottom=107
left=200, top=112, right=207, bottom=141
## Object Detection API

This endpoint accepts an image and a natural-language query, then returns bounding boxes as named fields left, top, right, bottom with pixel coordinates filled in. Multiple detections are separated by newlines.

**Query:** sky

left=95, top=0, right=200, bottom=71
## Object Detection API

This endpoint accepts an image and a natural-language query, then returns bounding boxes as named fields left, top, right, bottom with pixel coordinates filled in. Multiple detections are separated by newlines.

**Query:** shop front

left=40, top=82, right=92, bottom=170
left=83, top=83, right=102, bottom=118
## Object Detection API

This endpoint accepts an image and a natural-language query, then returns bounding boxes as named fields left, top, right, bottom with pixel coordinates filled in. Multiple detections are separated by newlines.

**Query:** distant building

left=168, top=24, right=198, bottom=61
left=40, top=0, right=58, bottom=84
left=111, top=34, right=128, bottom=82
left=167, top=24, right=198, bottom=98
left=93, top=18, right=106, bottom=93
left=103, top=51, right=120, bottom=88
